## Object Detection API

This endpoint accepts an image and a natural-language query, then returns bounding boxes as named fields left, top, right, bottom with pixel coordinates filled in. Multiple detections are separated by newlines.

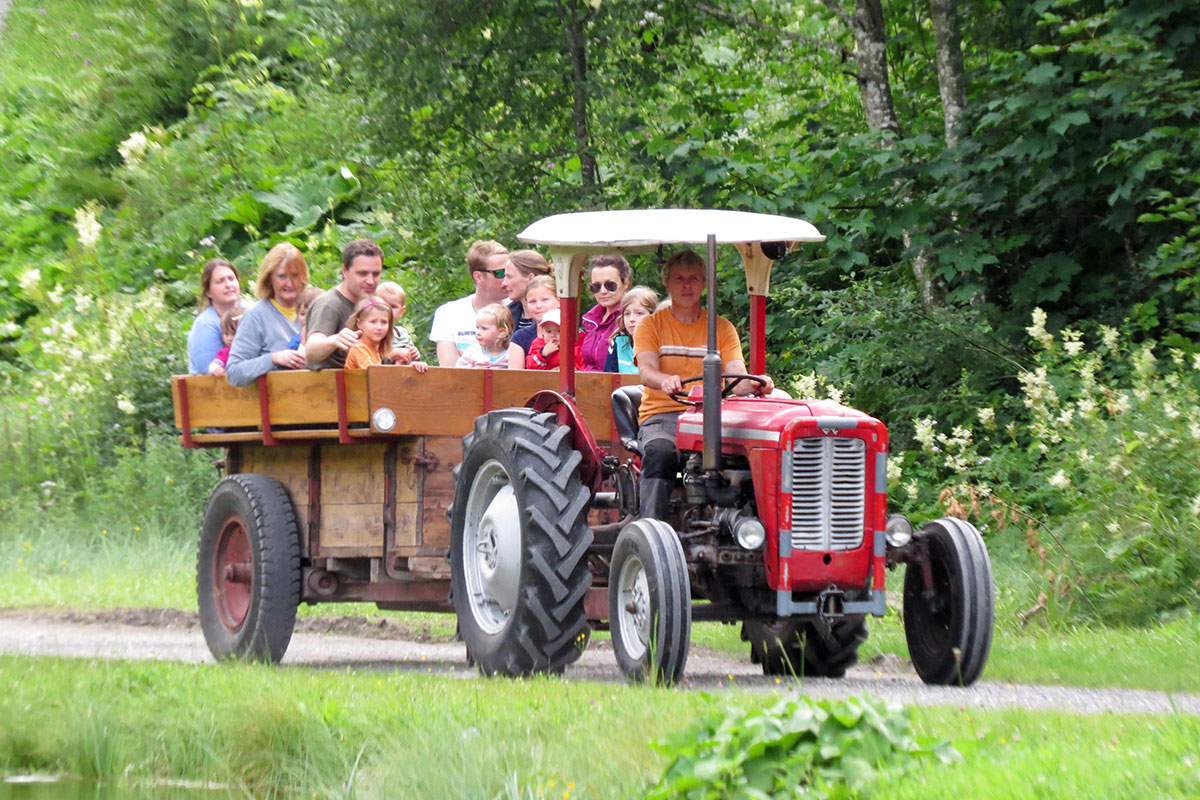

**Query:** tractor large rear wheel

left=903, top=517, right=994, bottom=686
left=197, top=474, right=301, bottom=663
left=449, top=409, right=593, bottom=676
left=742, top=618, right=867, bottom=678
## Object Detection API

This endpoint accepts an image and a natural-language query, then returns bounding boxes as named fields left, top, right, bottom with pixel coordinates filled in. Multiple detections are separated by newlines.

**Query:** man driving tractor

left=632, top=248, right=775, bottom=520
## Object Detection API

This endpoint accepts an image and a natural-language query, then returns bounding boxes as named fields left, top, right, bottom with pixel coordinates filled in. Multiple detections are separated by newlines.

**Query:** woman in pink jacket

left=576, top=254, right=630, bottom=371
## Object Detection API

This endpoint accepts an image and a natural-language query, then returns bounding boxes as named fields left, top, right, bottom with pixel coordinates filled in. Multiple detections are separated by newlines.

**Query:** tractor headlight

left=372, top=407, right=397, bottom=433
left=734, top=517, right=766, bottom=550
left=885, top=514, right=913, bottom=548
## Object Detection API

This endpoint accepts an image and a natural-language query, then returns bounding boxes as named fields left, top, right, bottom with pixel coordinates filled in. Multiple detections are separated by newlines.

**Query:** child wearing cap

left=525, top=307, right=562, bottom=370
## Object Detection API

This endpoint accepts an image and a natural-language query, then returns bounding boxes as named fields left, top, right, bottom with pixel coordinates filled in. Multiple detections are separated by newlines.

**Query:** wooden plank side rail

left=173, top=367, right=640, bottom=447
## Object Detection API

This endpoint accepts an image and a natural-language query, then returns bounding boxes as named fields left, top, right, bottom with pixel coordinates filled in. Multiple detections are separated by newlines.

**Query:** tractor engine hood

left=675, top=395, right=886, bottom=452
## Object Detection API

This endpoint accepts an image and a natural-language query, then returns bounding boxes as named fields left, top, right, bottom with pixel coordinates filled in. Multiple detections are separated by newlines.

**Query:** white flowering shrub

left=0, top=286, right=212, bottom=529
left=897, top=310, right=1200, bottom=624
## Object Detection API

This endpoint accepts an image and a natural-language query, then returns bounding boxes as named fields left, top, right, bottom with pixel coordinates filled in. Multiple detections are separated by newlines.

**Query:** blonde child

left=604, top=286, right=658, bottom=373
left=512, top=274, right=559, bottom=355
left=344, top=296, right=430, bottom=373
left=288, top=286, right=324, bottom=352
left=374, top=281, right=423, bottom=366
left=456, top=303, right=517, bottom=368
left=525, top=308, right=562, bottom=370
left=208, top=308, right=244, bottom=377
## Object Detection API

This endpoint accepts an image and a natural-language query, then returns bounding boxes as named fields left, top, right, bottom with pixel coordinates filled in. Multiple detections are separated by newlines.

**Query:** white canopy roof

left=517, top=209, right=824, bottom=253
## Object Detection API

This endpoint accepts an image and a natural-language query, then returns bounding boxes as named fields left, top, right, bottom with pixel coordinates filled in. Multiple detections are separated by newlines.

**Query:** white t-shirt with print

left=429, top=294, right=478, bottom=353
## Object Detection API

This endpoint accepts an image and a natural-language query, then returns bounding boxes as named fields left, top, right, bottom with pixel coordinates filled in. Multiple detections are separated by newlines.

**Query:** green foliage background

left=1, top=0, right=1198, bottom=623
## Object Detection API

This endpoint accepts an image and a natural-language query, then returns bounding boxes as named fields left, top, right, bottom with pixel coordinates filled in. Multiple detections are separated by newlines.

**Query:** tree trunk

left=929, top=0, right=967, bottom=147
left=851, top=0, right=901, bottom=136
left=555, top=0, right=600, bottom=209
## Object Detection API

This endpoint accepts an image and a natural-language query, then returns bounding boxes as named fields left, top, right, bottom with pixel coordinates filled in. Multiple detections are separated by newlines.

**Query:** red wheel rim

left=213, top=515, right=253, bottom=632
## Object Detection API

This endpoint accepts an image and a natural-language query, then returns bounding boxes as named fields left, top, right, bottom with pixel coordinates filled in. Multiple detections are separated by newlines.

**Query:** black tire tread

left=196, top=473, right=301, bottom=663
left=610, top=519, right=691, bottom=685
left=450, top=410, right=593, bottom=677
left=903, top=517, right=994, bottom=686
left=743, top=618, right=867, bottom=678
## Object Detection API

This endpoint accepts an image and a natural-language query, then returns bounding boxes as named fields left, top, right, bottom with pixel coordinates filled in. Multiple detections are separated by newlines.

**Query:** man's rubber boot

left=639, top=478, right=673, bottom=521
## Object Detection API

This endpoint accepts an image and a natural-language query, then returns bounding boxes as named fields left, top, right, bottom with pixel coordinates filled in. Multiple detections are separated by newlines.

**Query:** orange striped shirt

left=633, top=308, right=743, bottom=423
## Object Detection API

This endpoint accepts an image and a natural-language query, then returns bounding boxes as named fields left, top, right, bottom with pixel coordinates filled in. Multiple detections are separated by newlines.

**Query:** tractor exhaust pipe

left=702, top=233, right=722, bottom=473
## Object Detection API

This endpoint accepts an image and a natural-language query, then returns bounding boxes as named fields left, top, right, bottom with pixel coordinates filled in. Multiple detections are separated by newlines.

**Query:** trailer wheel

left=609, top=519, right=691, bottom=685
left=197, top=474, right=300, bottom=663
left=450, top=409, right=593, bottom=677
left=903, top=517, right=994, bottom=686
left=742, top=618, right=867, bottom=678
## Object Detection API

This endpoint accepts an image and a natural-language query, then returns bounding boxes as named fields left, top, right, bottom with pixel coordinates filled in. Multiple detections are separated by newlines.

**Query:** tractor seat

left=611, top=385, right=644, bottom=457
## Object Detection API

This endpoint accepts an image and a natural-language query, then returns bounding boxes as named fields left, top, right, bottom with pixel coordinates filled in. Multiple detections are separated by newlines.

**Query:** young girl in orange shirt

left=345, top=296, right=429, bottom=372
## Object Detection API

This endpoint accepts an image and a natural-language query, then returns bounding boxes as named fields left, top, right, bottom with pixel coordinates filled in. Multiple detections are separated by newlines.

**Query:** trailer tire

left=742, top=618, right=867, bottom=679
left=450, top=409, right=593, bottom=677
left=609, top=519, right=691, bottom=685
left=197, top=474, right=301, bottom=663
left=903, top=517, right=994, bottom=686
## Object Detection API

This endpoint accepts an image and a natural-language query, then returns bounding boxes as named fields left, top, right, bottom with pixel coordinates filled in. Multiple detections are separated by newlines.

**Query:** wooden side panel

left=172, top=370, right=371, bottom=431
left=175, top=375, right=260, bottom=428
left=366, top=366, right=639, bottom=440
left=420, top=435, right=462, bottom=551
left=238, top=445, right=311, bottom=535
left=266, top=369, right=370, bottom=425
left=392, top=502, right=421, bottom=549
left=322, top=504, right=384, bottom=554
left=318, top=443, right=386, bottom=554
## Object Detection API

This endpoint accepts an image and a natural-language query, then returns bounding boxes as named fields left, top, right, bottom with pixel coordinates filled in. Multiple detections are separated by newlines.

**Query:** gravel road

left=2, top=611, right=1197, bottom=716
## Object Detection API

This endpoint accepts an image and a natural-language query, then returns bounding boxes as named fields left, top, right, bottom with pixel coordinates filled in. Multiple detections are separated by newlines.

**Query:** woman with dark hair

left=577, top=254, right=631, bottom=371
left=187, top=258, right=243, bottom=374
left=226, top=243, right=309, bottom=386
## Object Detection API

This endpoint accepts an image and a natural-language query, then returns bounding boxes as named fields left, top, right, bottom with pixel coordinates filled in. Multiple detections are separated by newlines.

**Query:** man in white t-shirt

left=430, top=240, right=510, bottom=366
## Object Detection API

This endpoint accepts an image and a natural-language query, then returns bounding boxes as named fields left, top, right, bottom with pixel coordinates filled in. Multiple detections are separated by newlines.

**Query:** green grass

left=873, top=706, right=1200, bottom=798
left=0, top=656, right=1196, bottom=799
left=3, top=516, right=1200, bottom=692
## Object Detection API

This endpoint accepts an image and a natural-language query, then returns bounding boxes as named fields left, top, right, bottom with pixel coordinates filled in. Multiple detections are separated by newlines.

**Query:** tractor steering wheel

left=669, top=374, right=770, bottom=407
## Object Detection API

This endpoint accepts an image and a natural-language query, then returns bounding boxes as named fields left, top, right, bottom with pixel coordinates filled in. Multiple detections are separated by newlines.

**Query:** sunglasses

left=474, top=268, right=506, bottom=279
left=590, top=280, right=620, bottom=294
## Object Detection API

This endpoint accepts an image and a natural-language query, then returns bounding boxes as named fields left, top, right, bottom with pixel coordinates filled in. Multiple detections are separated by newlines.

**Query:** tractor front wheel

left=609, top=519, right=691, bottom=685
left=903, top=517, right=994, bottom=686
left=197, top=474, right=301, bottom=663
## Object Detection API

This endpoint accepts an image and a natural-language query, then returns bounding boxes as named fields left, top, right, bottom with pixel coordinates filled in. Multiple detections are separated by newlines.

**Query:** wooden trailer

left=173, top=366, right=637, bottom=659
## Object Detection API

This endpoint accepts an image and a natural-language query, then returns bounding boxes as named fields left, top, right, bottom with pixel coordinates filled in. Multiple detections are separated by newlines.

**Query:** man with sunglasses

left=633, top=248, right=775, bottom=520
left=430, top=240, right=510, bottom=366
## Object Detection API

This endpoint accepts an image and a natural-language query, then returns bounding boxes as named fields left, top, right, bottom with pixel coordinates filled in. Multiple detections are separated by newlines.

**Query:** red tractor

left=175, top=209, right=992, bottom=687
left=449, top=209, right=993, bottom=685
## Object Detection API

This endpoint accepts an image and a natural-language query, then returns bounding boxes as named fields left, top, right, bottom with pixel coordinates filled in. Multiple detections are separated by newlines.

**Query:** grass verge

left=0, top=656, right=1197, bottom=799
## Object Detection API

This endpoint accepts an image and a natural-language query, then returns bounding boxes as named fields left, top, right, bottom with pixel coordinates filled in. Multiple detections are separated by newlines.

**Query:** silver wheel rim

left=462, top=459, right=522, bottom=634
left=616, top=554, right=651, bottom=661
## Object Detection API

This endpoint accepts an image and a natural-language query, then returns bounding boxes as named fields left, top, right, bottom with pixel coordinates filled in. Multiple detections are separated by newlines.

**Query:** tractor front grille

left=787, top=437, right=866, bottom=551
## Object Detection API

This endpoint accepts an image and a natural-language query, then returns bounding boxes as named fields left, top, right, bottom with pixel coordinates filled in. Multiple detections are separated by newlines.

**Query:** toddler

left=344, top=296, right=430, bottom=373
left=526, top=308, right=562, bottom=370
left=512, top=275, right=559, bottom=354
left=456, top=303, right=515, bottom=369
left=374, top=281, right=423, bottom=366
left=604, top=286, right=658, bottom=374
left=208, top=308, right=244, bottom=377
left=288, top=286, right=324, bottom=352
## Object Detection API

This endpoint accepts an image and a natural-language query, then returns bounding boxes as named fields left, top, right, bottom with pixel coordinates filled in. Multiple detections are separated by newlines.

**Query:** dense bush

left=896, top=310, right=1200, bottom=623
left=647, top=695, right=956, bottom=799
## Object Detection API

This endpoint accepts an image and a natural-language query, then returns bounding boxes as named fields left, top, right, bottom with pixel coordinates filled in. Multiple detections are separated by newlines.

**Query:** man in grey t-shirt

left=305, top=239, right=384, bottom=370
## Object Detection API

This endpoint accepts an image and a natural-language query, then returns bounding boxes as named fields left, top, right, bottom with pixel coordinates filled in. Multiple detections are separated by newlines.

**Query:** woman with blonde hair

left=226, top=242, right=310, bottom=386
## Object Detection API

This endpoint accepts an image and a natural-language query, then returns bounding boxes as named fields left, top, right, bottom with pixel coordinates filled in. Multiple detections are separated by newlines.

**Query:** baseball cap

left=541, top=308, right=561, bottom=327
